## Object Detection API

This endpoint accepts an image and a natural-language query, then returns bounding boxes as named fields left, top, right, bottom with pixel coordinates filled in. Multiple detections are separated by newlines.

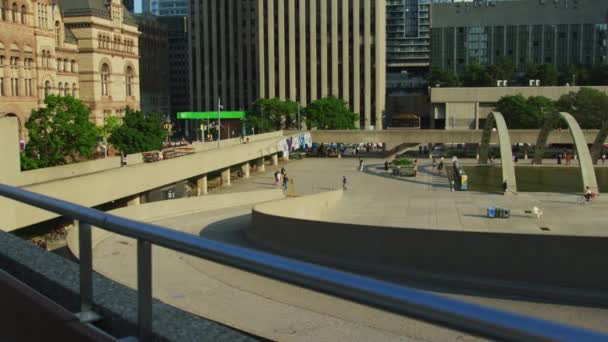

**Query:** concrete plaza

left=91, top=157, right=608, bottom=341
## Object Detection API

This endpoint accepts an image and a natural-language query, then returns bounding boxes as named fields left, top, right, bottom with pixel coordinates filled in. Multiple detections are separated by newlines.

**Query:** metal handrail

left=1, top=183, right=607, bottom=342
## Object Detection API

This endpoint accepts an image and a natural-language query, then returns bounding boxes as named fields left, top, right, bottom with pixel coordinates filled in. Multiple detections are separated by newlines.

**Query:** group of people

left=431, top=157, right=445, bottom=173
left=274, top=167, right=289, bottom=190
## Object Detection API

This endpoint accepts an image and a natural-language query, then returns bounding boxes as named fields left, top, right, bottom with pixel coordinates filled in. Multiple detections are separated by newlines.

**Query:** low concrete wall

left=249, top=194, right=608, bottom=294
left=252, top=190, right=343, bottom=221
left=16, top=153, right=144, bottom=187
left=430, top=86, right=608, bottom=103
left=305, top=129, right=602, bottom=150
left=14, top=131, right=284, bottom=187
left=1, top=133, right=296, bottom=231
left=67, top=190, right=284, bottom=259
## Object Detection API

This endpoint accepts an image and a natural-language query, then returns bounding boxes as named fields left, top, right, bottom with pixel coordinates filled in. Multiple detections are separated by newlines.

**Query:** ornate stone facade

left=0, top=0, right=140, bottom=136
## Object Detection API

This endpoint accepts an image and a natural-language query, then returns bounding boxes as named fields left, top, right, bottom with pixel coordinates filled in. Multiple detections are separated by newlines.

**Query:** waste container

left=487, top=207, right=496, bottom=218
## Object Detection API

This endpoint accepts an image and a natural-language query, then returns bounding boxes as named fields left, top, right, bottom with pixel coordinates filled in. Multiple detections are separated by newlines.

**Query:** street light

left=217, top=97, right=223, bottom=148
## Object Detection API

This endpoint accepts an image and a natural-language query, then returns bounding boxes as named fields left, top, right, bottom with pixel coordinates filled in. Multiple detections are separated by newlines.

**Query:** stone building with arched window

left=0, top=0, right=140, bottom=136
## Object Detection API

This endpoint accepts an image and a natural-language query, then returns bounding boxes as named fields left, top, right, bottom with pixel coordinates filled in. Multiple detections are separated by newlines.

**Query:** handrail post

left=137, top=239, right=153, bottom=341
left=76, top=220, right=100, bottom=323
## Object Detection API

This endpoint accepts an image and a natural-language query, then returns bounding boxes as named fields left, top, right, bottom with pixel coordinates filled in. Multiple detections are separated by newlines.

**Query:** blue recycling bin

left=487, top=207, right=496, bottom=218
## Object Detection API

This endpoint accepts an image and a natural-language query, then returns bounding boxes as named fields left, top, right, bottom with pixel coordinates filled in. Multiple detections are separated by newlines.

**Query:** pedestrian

left=384, top=160, right=389, bottom=171
left=557, top=154, right=562, bottom=165
left=565, top=153, right=571, bottom=165
left=503, top=181, right=508, bottom=194
left=359, top=159, right=364, bottom=172
left=602, top=154, right=606, bottom=165
left=342, top=176, right=348, bottom=190
left=120, top=153, right=127, bottom=167
left=283, top=173, right=289, bottom=190
left=274, top=170, right=280, bottom=185
left=432, top=157, right=437, bottom=171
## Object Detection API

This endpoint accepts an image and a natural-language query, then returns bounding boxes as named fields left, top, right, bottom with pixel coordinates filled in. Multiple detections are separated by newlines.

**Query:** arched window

left=125, top=66, right=133, bottom=96
left=101, top=63, right=109, bottom=96
left=44, top=80, right=50, bottom=97
left=54, top=21, right=60, bottom=45
left=71, top=60, right=76, bottom=72
left=11, top=2, right=16, bottom=22
left=20, top=4, right=24, bottom=24
left=63, top=59, right=68, bottom=71
left=72, top=83, right=76, bottom=97
left=57, top=82, right=63, bottom=96
left=1, top=0, right=7, bottom=21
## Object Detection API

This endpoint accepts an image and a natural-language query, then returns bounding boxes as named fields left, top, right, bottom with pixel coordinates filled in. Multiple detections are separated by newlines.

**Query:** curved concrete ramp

left=533, top=112, right=599, bottom=193
left=478, top=112, right=517, bottom=193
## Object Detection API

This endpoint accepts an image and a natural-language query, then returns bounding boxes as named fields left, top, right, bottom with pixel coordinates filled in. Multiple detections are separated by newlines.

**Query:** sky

left=135, top=0, right=142, bottom=13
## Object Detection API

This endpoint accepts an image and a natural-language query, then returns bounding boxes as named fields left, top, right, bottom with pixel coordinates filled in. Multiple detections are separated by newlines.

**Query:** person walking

left=274, top=170, right=280, bottom=185
left=384, top=160, right=389, bottom=171
left=342, top=176, right=348, bottom=190
left=120, top=153, right=127, bottom=168
left=602, top=153, right=606, bottom=165
left=282, top=173, right=289, bottom=191
left=359, top=158, right=364, bottom=172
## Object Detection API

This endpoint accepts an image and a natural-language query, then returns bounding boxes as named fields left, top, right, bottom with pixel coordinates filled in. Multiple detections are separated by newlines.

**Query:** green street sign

left=176, top=111, right=245, bottom=120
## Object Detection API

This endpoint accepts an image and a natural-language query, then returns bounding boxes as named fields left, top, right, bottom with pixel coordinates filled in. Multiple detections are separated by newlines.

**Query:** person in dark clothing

left=384, top=160, right=389, bottom=171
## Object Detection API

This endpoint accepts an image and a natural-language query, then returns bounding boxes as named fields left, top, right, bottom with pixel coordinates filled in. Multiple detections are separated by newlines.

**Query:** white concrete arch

left=478, top=111, right=517, bottom=193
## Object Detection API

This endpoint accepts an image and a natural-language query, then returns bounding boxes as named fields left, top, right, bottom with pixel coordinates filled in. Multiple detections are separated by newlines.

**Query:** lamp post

left=217, top=100, right=221, bottom=147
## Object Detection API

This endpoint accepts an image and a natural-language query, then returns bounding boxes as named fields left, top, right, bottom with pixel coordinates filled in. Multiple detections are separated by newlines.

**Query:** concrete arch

left=478, top=111, right=517, bottom=193
left=589, top=122, right=608, bottom=165
left=533, top=112, right=599, bottom=193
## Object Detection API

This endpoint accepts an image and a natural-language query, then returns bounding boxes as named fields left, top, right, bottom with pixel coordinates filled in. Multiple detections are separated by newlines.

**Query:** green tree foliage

left=305, top=96, right=358, bottom=129
left=556, top=87, right=608, bottom=129
left=21, top=95, right=97, bottom=170
left=461, top=63, right=490, bottom=87
left=96, top=115, right=122, bottom=145
left=109, top=108, right=168, bottom=154
left=486, top=57, right=516, bottom=84
left=427, top=67, right=460, bottom=87
left=526, top=64, right=559, bottom=86
left=246, top=98, right=299, bottom=133
left=495, top=95, right=554, bottom=129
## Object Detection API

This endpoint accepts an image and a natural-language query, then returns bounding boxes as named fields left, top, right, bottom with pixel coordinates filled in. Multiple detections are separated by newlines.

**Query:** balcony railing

left=1, top=183, right=607, bottom=342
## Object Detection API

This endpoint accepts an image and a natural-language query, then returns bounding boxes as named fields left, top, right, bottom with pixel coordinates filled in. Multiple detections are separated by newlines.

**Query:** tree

left=109, top=108, right=168, bottom=154
left=22, top=95, right=97, bottom=170
left=486, top=57, right=515, bottom=85
left=556, top=87, right=608, bottom=163
left=461, top=63, right=490, bottom=87
left=495, top=95, right=554, bottom=129
left=526, top=64, right=558, bottom=86
left=427, top=67, right=460, bottom=87
left=305, top=97, right=358, bottom=130
left=589, top=64, right=608, bottom=86
left=556, top=87, right=608, bottom=129
left=246, top=98, right=299, bottom=133
left=96, top=115, right=122, bottom=155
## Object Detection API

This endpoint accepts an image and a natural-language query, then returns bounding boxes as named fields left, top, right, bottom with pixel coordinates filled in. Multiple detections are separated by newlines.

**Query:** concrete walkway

left=91, top=158, right=608, bottom=341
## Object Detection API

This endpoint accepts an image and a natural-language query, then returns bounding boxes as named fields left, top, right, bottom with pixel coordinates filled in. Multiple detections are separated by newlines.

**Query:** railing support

left=137, top=239, right=153, bottom=341
left=75, top=220, right=100, bottom=323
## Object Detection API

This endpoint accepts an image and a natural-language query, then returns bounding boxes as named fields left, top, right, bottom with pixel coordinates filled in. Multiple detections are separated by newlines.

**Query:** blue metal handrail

left=1, top=183, right=607, bottom=341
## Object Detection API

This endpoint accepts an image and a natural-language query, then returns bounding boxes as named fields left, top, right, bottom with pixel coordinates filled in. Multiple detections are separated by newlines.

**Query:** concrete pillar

left=257, top=0, right=265, bottom=98
left=475, top=102, right=480, bottom=130
left=341, top=0, right=350, bottom=106
left=331, top=0, right=339, bottom=97
left=277, top=0, right=286, bottom=99
left=196, top=175, right=208, bottom=196
left=241, top=163, right=251, bottom=178
left=0, top=117, right=20, bottom=185
left=267, top=0, right=275, bottom=98
left=320, top=0, right=328, bottom=97
left=288, top=0, right=296, bottom=101
left=352, top=0, right=360, bottom=127
left=299, top=0, right=307, bottom=104
left=309, top=0, right=317, bottom=101
left=258, top=157, right=266, bottom=172
left=221, top=168, right=231, bottom=186
left=272, top=154, right=279, bottom=166
left=363, top=0, right=372, bottom=130
left=127, top=194, right=143, bottom=206
left=374, top=0, right=386, bottom=130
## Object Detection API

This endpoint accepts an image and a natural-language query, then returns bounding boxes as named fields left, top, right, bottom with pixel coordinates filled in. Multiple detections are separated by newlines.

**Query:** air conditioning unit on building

left=497, top=80, right=503, bottom=87
left=503, top=80, right=508, bottom=86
